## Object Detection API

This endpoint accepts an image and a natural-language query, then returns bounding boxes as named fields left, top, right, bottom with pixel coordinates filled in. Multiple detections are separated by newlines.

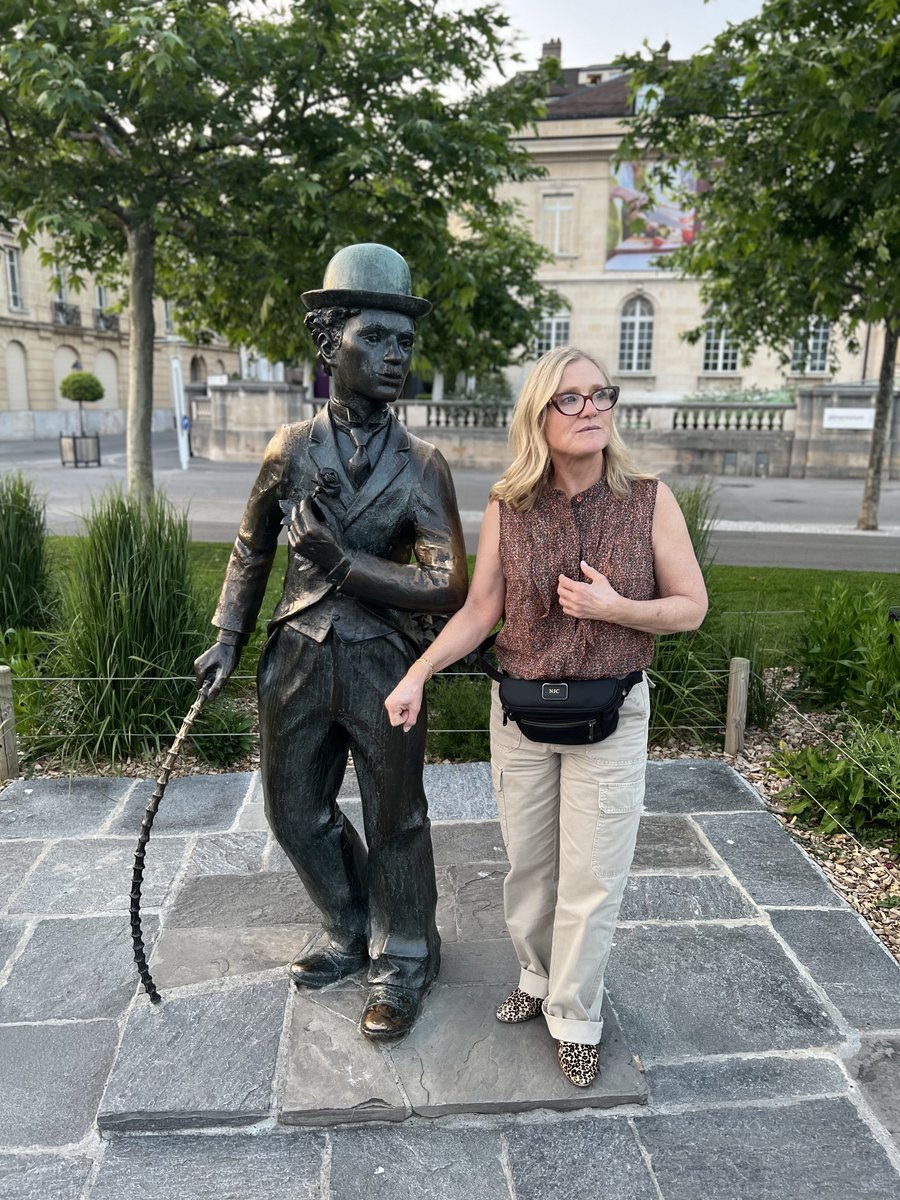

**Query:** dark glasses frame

left=548, top=386, right=620, bottom=416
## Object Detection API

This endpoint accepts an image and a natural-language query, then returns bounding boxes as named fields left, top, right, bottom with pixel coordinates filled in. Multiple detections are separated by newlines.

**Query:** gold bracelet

left=416, top=654, right=436, bottom=680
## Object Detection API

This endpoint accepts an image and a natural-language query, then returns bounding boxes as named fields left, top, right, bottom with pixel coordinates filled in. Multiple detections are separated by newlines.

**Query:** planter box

left=60, top=433, right=102, bottom=468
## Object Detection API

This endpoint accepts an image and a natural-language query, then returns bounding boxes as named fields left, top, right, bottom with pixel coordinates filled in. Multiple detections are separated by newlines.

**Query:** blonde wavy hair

left=490, top=345, right=654, bottom=513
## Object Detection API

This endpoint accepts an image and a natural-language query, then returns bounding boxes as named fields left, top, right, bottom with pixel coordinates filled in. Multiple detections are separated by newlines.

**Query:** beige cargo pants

left=489, top=677, right=649, bottom=1045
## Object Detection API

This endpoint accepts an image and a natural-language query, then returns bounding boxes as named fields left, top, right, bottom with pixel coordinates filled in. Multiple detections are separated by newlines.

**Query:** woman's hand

left=557, top=561, right=624, bottom=622
left=385, top=672, right=427, bottom=732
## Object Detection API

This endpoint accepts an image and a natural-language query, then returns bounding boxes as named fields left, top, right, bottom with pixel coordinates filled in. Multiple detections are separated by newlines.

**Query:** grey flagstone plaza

left=1, top=758, right=899, bottom=1197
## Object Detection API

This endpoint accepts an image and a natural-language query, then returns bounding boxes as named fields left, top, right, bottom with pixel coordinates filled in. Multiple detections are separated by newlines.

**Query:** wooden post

left=0, top=665, right=18, bottom=782
left=725, top=656, right=750, bottom=757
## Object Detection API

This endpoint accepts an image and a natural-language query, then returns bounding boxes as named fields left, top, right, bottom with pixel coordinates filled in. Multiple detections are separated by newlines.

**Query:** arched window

left=536, top=308, right=571, bottom=356
left=791, top=319, right=831, bottom=373
left=618, top=296, right=654, bottom=372
left=190, top=354, right=207, bottom=383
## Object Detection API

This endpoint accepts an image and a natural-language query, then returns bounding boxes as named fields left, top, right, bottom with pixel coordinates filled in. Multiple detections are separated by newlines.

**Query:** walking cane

left=130, top=680, right=211, bottom=1003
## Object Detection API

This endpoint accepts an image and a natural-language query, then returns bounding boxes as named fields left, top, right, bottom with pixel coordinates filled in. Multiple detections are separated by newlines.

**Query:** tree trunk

left=126, top=219, right=157, bottom=507
left=857, top=322, right=898, bottom=530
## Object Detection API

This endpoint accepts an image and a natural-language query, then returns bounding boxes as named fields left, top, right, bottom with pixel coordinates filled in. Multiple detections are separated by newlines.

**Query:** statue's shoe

left=359, top=984, right=424, bottom=1040
left=289, top=939, right=368, bottom=988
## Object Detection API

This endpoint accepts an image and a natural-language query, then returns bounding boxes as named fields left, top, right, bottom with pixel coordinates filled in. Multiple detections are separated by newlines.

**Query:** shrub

left=671, top=478, right=717, bottom=582
left=28, top=492, right=209, bottom=764
left=773, top=718, right=900, bottom=845
left=58, top=370, right=104, bottom=404
left=426, top=672, right=490, bottom=762
left=0, top=472, right=54, bottom=631
left=797, top=582, right=899, bottom=721
left=190, top=700, right=254, bottom=768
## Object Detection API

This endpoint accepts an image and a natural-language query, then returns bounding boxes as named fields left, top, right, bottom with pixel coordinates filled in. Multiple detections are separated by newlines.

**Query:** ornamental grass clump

left=33, top=492, right=209, bottom=764
left=0, top=472, right=55, bottom=631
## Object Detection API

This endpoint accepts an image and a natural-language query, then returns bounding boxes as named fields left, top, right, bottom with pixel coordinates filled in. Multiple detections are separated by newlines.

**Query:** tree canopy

left=618, top=0, right=900, bottom=527
left=0, top=0, right=558, bottom=499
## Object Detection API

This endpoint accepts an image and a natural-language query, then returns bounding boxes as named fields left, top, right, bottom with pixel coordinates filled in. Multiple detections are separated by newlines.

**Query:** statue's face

left=328, top=308, right=415, bottom=405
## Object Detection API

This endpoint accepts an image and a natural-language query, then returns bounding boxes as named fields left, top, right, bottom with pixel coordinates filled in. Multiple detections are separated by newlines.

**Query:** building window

left=703, top=324, right=739, bottom=372
left=791, top=318, right=831, bottom=373
left=541, top=193, right=574, bottom=255
left=4, top=247, right=23, bottom=311
left=163, top=300, right=175, bottom=334
left=536, top=310, right=570, bottom=356
left=95, top=284, right=108, bottom=310
left=618, top=296, right=654, bottom=372
left=52, top=262, right=68, bottom=302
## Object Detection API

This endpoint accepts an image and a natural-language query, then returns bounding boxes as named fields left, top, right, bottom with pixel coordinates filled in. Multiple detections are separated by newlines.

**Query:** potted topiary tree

left=59, top=370, right=103, bottom=466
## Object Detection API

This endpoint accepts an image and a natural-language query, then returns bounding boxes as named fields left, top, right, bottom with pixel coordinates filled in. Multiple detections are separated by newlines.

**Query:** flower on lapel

left=313, top=468, right=342, bottom=500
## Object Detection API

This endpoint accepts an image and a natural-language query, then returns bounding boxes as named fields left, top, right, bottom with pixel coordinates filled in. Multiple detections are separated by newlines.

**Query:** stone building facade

left=0, top=231, right=240, bottom=440
left=501, top=44, right=893, bottom=402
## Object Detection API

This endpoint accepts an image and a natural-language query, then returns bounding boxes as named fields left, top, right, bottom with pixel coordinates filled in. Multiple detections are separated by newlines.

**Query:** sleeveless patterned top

left=495, top=476, right=659, bottom=680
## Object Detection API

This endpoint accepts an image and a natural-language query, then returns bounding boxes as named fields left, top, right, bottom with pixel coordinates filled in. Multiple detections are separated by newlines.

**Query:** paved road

left=2, top=431, right=898, bottom=570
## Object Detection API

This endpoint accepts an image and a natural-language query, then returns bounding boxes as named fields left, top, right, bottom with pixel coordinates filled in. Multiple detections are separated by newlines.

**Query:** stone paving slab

left=282, top=982, right=408, bottom=1124
left=643, top=759, right=763, bottom=813
left=98, top=980, right=288, bottom=1131
left=848, top=1036, right=900, bottom=1140
left=0, top=1154, right=93, bottom=1200
left=0, top=1019, right=119, bottom=1147
left=165, top=871, right=321, bottom=929
left=634, top=1097, right=900, bottom=1199
left=329, top=1125, right=509, bottom=1200
left=150, top=924, right=306, bottom=989
left=606, top=923, right=841, bottom=1060
left=0, top=914, right=158, bottom=1021
left=423, top=762, right=494, bottom=819
left=0, top=919, right=24, bottom=972
left=108, top=771, right=255, bottom=835
left=504, top=1117, right=657, bottom=1200
left=438, top=937, right=519, bottom=985
left=452, top=863, right=508, bottom=941
left=643, top=1053, right=848, bottom=1109
left=390, top=986, right=644, bottom=1118
left=631, top=813, right=717, bottom=871
left=7, top=837, right=188, bottom=915
left=89, top=1131, right=325, bottom=1200
left=0, top=776, right=132, bottom=839
left=281, top=975, right=645, bottom=1124
left=769, top=908, right=900, bottom=1030
left=431, top=819, right=507, bottom=866
left=185, top=830, right=268, bottom=875
left=0, top=841, right=45, bottom=908
left=618, top=874, right=757, bottom=922
left=696, top=811, right=847, bottom=908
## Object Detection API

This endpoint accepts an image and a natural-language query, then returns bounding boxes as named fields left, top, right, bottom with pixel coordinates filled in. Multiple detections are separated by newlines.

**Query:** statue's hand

left=288, top=496, right=350, bottom=575
left=194, top=641, right=241, bottom=702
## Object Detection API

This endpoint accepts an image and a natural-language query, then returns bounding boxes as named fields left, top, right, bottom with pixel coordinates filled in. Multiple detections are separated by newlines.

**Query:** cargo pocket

left=591, top=779, right=644, bottom=880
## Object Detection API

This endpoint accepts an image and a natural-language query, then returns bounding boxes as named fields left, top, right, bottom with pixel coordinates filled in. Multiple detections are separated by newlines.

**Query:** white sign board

left=207, top=374, right=229, bottom=387
left=170, top=356, right=190, bottom=471
left=822, top=407, right=875, bottom=430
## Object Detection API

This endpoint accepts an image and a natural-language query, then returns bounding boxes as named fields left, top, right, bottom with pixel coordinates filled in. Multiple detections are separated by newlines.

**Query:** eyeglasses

left=549, top=386, right=620, bottom=416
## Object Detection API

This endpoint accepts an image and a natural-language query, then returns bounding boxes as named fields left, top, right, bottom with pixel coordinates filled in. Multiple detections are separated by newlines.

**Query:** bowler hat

left=301, top=243, right=432, bottom=318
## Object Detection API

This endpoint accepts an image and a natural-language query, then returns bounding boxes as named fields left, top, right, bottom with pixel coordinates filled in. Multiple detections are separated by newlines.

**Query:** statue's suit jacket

left=212, top=405, right=467, bottom=648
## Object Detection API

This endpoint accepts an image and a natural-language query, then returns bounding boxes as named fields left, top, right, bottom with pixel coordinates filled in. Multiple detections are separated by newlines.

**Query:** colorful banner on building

left=607, top=162, right=699, bottom=270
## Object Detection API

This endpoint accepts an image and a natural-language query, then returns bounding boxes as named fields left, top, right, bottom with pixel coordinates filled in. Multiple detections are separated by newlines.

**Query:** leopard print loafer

left=495, top=987, right=543, bottom=1023
left=557, top=1040, right=599, bottom=1087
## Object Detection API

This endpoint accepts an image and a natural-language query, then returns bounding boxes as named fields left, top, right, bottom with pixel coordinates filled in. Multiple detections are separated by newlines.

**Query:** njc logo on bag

left=541, top=683, right=569, bottom=701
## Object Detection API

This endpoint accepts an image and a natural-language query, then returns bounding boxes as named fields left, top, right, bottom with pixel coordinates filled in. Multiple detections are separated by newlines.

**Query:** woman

left=385, top=346, right=707, bottom=1087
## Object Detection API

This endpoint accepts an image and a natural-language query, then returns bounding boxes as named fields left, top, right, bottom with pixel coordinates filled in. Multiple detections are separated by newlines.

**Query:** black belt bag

left=477, top=633, right=644, bottom=746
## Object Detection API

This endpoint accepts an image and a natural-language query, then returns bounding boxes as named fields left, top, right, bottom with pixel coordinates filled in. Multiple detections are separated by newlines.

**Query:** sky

left=470, top=0, right=766, bottom=69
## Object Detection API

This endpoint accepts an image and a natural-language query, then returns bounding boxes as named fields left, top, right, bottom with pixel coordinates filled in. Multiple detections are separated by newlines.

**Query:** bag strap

left=478, top=631, right=645, bottom=695
left=476, top=631, right=504, bottom=683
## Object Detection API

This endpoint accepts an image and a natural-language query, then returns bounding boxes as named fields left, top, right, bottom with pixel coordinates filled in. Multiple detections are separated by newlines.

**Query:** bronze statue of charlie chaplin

left=195, top=244, right=467, bottom=1038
